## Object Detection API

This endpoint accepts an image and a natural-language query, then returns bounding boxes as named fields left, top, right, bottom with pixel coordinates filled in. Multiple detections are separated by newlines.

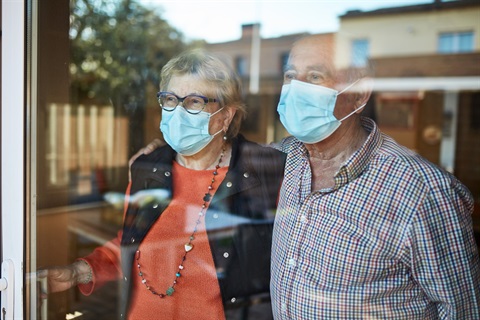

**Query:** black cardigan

left=119, top=135, right=286, bottom=319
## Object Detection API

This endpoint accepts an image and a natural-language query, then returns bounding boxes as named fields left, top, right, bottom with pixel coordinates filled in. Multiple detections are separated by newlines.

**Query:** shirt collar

left=334, top=117, right=382, bottom=188
left=289, top=117, right=382, bottom=191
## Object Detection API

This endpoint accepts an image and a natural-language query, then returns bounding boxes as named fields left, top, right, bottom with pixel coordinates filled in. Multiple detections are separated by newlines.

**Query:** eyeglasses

left=157, top=91, right=218, bottom=114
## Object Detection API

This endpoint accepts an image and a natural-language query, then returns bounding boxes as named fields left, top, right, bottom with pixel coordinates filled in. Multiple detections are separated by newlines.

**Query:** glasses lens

left=183, top=95, right=207, bottom=114
left=159, top=93, right=177, bottom=111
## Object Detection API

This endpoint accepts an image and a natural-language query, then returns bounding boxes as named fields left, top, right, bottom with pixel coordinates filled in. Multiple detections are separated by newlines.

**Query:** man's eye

left=310, top=73, right=322, bottom=80
left=284, top=72, right=296, bottom=83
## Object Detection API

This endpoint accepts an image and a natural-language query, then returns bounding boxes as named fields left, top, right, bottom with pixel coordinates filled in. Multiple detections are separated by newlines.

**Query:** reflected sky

left=141, top=0, right=431, bottom=43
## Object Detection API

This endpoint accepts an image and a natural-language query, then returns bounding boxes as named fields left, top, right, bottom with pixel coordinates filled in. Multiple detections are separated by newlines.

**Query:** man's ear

left=356, top=77, right=373, bottom=112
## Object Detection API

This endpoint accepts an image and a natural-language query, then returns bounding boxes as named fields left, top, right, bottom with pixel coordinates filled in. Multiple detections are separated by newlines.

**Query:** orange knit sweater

left=128, top=161, right=228, bottom=320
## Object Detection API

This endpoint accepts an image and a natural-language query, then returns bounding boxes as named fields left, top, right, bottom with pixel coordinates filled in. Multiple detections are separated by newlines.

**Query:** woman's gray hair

left=160, top=49, right=246, bottom=139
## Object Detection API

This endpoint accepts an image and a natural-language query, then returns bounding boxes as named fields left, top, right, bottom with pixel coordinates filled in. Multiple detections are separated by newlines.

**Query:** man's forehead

left=289, top=36, right=333, bottom=61
left=289, top=50, right=332, bottom=67
left=285, top=62, right=330, bottom=72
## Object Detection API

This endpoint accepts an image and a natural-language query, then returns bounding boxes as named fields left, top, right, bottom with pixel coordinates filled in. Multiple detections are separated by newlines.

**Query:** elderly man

left=270, top=35, right=479, bottom=319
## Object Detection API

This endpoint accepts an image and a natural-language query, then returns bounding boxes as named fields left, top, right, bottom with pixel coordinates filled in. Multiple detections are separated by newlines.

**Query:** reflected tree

left=69, top=0, right=190, bottom=151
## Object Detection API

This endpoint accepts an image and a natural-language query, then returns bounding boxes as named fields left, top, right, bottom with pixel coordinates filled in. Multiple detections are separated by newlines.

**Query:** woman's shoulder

left=131, top=144, right=174, bottom=172
left=235, top=134, right=285, bottom=156
left=234, top=134, right=287, bottom=169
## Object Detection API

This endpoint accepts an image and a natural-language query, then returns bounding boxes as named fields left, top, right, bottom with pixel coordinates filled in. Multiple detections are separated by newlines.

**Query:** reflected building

left=204, top=0, right=480, bottom=223
left=337, top=0, right=480, bottom=197
left=206, top=24, right=334, bottom=143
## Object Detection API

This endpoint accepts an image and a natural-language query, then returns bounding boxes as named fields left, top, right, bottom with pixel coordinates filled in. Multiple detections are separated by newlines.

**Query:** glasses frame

left=157, top=91, right=218, bottom=114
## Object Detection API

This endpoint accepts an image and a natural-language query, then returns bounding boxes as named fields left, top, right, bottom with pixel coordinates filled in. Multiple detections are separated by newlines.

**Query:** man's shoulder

left=274, top=136, right=301, bottom=153
left=375, top=134, right=469, bottom=196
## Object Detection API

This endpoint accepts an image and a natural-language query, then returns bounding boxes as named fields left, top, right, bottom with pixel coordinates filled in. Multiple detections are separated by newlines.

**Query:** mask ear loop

left=208, top=107, right=226, bottom=137
left=337, top=78, right=363, bottom=96
left=337, top=78, right=366, bottom=122
left=209, top=107, right=224, bottom=118
left=339, top=103, right=366, bottom=122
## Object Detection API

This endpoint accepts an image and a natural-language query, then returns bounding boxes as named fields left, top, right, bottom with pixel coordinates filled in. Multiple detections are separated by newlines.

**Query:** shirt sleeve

left=408, top=178, right=480, bottom=319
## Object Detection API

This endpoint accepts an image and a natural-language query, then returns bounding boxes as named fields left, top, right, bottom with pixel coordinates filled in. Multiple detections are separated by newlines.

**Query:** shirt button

left=213, top=213, right=219, bottom=219
left=130, top=237, right=135, bottom=243
left=226, top=181, right=233, bottom=188
left=231, top=297, right=236, bottom=303
left=164, top=171, right=171, bottom=177
left=223, top=252, right=229, bottom=258
left=288, top=258, right=296, bottom=267
left=243, top=172, right=249, bottom=178
left=152, top=168, right=157, bottom=173
left=300, top=215, right=307, bottom=223
left=281, top=302, right=287, bottom=313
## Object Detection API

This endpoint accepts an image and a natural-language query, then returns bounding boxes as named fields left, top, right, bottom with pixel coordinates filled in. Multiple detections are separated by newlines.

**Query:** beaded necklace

left=135, top=145, right=226, bottom=298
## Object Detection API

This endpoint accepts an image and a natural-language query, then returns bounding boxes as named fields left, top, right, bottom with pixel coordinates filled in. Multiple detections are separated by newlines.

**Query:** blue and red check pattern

left=271, top=117, right=480, bottom=319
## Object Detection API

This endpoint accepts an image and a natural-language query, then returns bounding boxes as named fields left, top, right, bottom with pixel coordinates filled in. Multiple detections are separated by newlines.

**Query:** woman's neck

left=176, top=139, right=232, bottom=170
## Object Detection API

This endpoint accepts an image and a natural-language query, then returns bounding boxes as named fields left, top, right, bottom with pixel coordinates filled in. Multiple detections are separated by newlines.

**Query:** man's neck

left=306, top=118, right=368, bottom=190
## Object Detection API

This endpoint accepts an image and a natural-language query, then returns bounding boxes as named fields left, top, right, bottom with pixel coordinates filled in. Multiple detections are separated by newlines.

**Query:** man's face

left=283, top=38, right=354, bottom=121
left=283, top=38, right=336, bottom=89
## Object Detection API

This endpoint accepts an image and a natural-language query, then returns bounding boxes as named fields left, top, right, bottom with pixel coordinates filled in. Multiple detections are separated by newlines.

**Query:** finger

left=144, top=145, right=155, bottom=154
left=143, top=139, right=163, bottom=154
left=129, top=149, right=145, bottom=166
left=36, top=269, right=48, bottom=279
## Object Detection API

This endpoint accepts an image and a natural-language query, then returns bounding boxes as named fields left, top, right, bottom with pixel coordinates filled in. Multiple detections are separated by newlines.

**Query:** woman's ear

left=223, top=107, right=237, bottom=131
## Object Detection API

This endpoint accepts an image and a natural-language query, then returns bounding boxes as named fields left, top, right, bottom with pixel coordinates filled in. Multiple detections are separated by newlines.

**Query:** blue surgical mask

left=277, top=79, right=365, bottom=144
left=160, top=106, right=223, bottom=156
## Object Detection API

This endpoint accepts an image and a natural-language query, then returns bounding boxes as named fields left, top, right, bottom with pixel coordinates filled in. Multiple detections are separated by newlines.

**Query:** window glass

left=458, top=32, right=474, bottom=52
left=280, top=52, right=289, bottom=72
left=438, top=31, right=474, bottom=53
left=235, top=56, right=247, bottom=76
left=439, top=33, right=455, bottom=53
left=351, top=39, right=369, bottom=67
left=27, top=1, right=480, bottom=319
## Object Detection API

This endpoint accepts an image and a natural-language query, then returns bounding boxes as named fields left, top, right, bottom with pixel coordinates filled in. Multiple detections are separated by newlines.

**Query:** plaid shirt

left=271, top=117, right=480, bottom=319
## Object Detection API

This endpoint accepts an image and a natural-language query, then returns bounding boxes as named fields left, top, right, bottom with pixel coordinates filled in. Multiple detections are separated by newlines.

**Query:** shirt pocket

left=302, top=211, right=399, bottom=289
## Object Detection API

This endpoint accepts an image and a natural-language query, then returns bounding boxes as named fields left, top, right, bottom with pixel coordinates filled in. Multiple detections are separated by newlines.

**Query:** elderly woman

left=45, top=50, right=286, bottom=320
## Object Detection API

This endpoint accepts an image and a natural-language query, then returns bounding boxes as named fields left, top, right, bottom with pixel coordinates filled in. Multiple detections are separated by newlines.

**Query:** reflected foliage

left=69, top=0, right=188, bottom=112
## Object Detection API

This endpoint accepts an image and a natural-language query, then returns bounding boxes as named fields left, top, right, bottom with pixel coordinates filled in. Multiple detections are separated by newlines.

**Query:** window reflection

left=351, top=39, right=370, bottom=67
left=438, top=31, right=474, bottom=53
left=46, top=103, right=128, bottom=192
left=32, top=0, right=480, bottom=319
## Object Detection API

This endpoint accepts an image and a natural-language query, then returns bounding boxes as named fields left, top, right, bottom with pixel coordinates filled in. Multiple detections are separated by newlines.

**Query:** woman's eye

left=190, top=97, right=202, bottom=105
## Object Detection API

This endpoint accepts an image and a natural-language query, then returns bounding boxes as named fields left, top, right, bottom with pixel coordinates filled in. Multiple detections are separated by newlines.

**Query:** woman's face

left=165, top=74, right=231, bottom=135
